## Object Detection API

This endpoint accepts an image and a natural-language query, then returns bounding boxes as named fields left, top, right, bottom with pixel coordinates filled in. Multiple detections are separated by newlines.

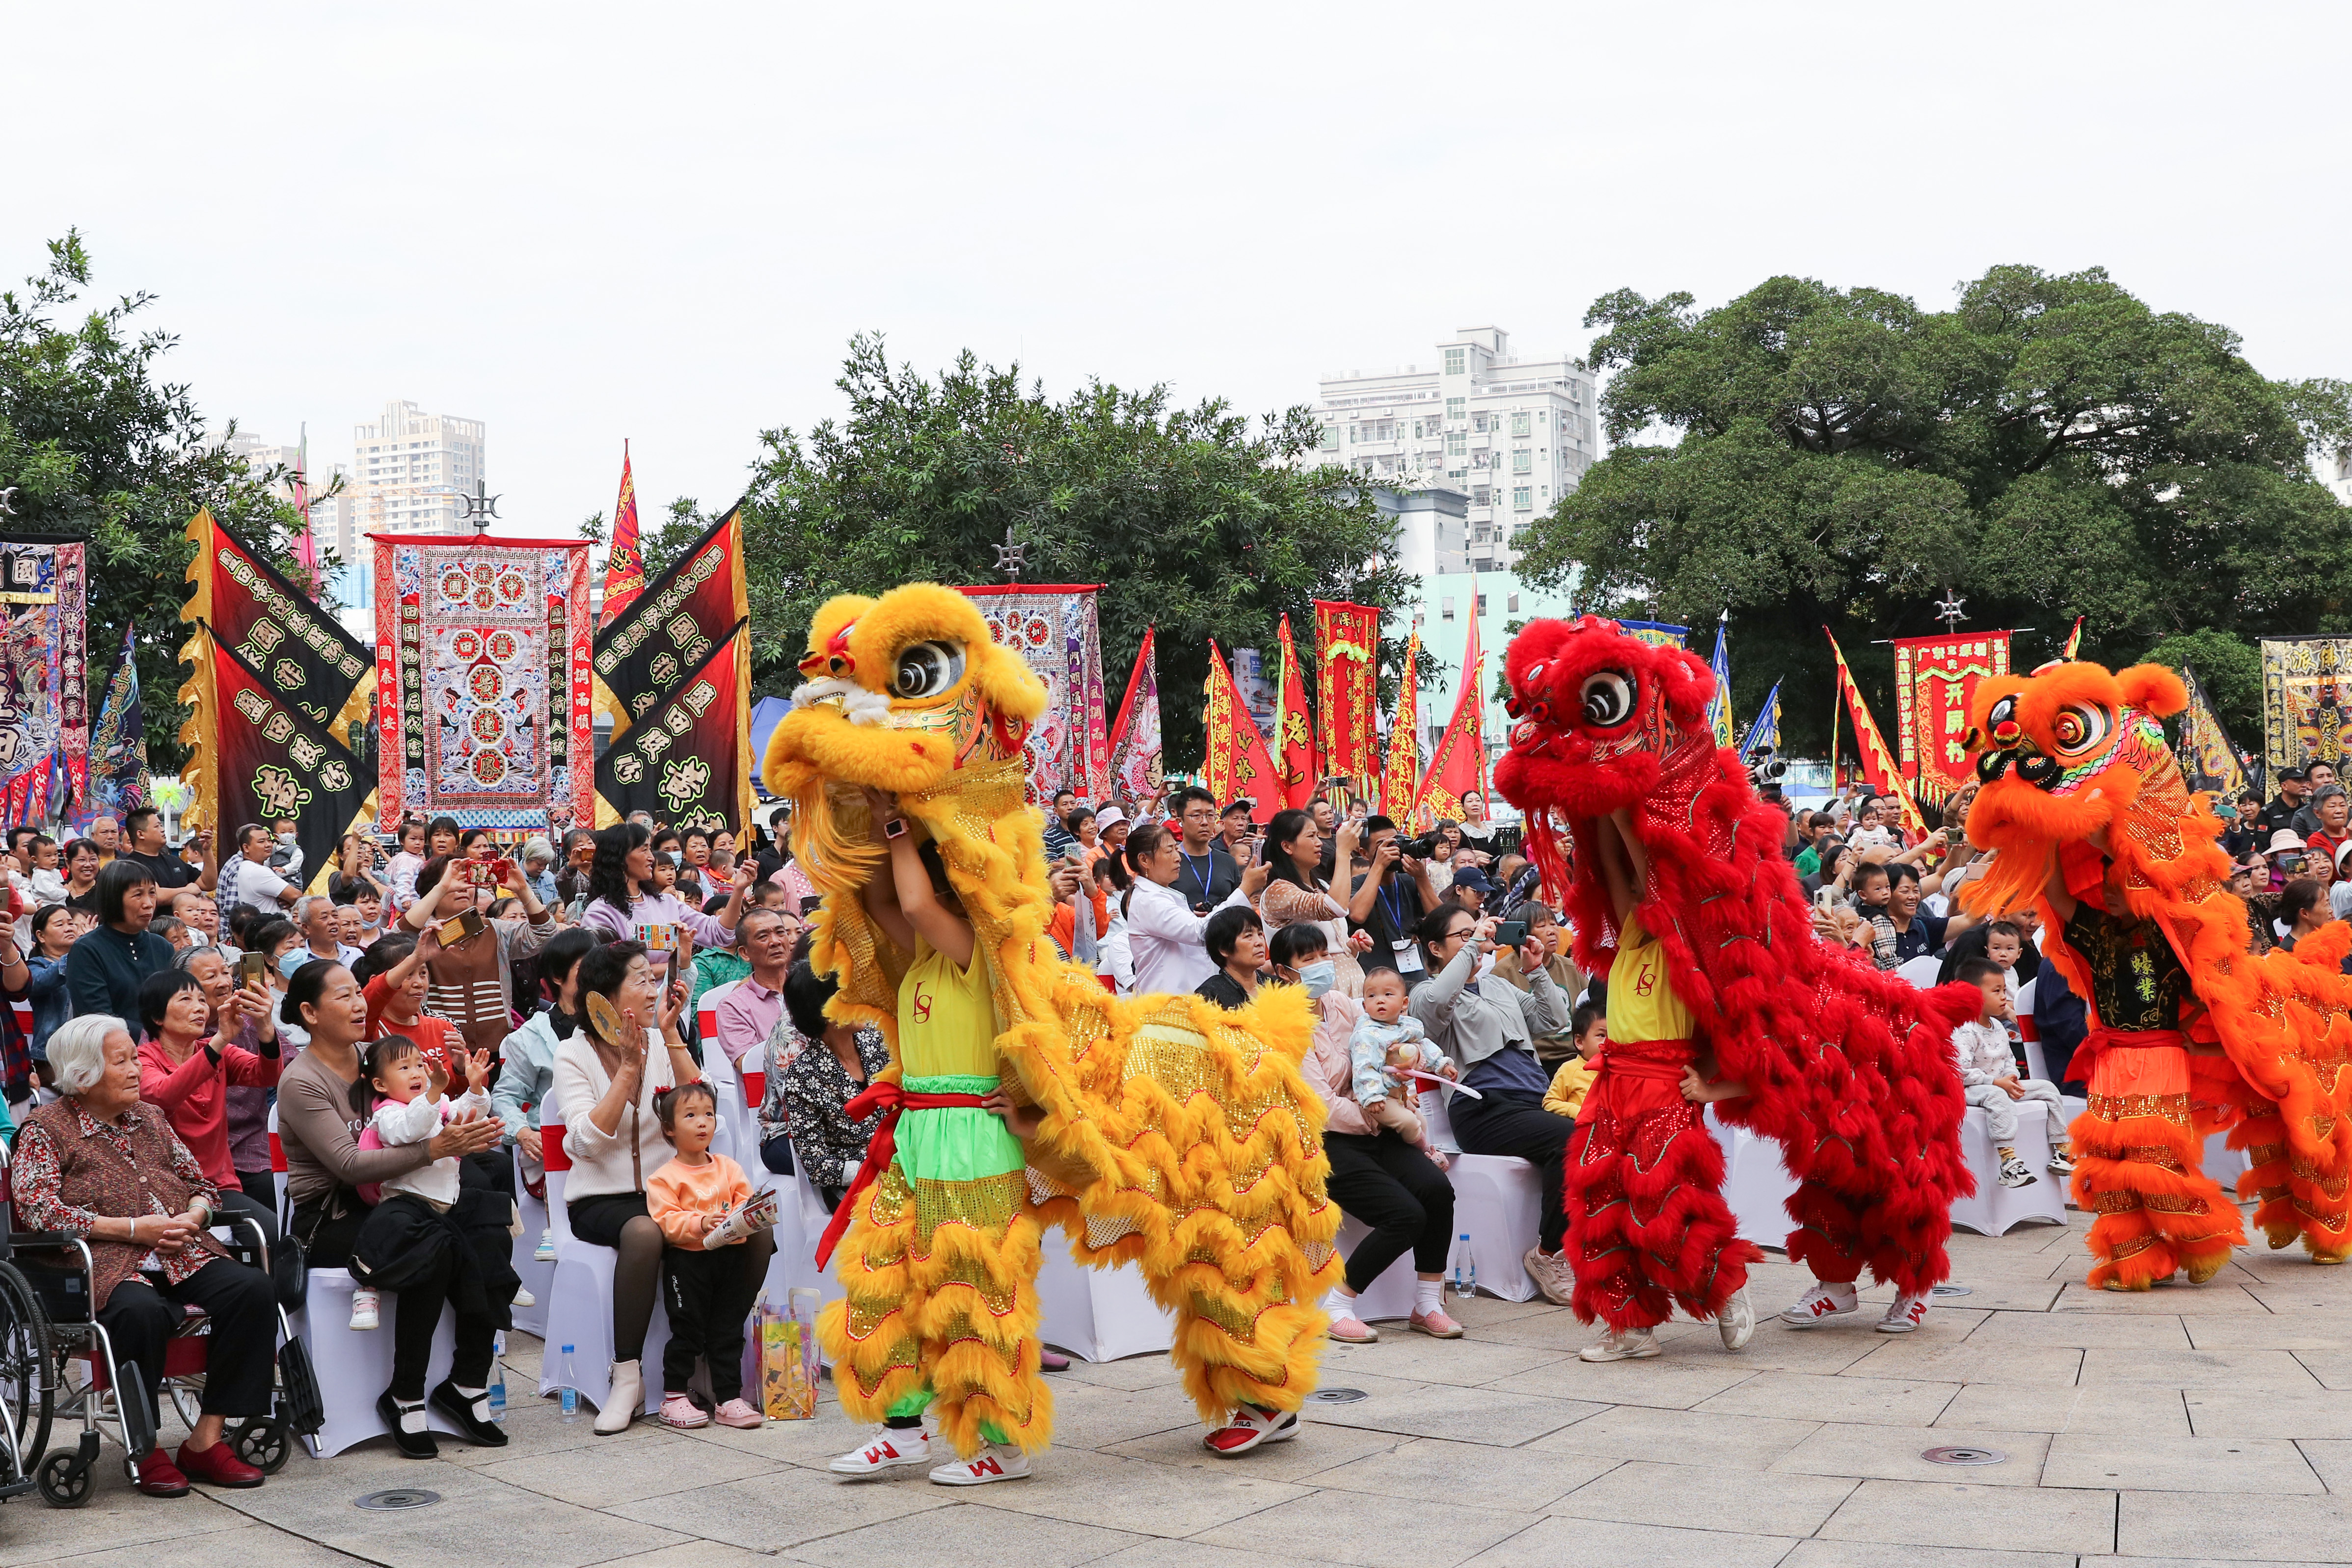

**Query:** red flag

left=1204, top=639, right=1281, bottom=823
left=1275, top=613, right=1318, bottom=809
left=1891, top=629, right=2012, bottom=803
left=1314, top=599, right=1380, bottom=784
left=1379, top=631, right=1421, bottom=816
left=1409, top=607, right=1484, bottom=830
left=1825, top=627, right=1926, bottom=837
left=292, top=424, right=317, bottom=574
left=1108, top=626, right=1162, bottom=811
left=2060, top=615, right=2084, bottom=661
left=600, top=441, right=646, bottom=629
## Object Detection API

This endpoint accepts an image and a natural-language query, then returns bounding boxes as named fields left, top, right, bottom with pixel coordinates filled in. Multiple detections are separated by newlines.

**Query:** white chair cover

left=510, top=1146, right=552, bottom=1338
left=1035, top=1247, right=1176, bottom=1361
left=534, top=1079, right=672, bottom=1416
left=1896, top=954, right=1945, bottom=989
left=1948, top=1100, right=2069, bottom=1236
left=1332, top=1213, right=1419, bottom=1322
left=1443, top=1154, right=1542, bottom=1302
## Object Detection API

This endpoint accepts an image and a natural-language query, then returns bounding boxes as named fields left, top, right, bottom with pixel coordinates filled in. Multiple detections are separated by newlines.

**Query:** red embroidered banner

left=599, top=442, right=646, bottom=629
left=1313, top=599, right=1380, bottom=785
left=1107, top=625, right=1162, bottom=812
left=1892, top=630, right=2013, bottom=802
left=955, top=584, right=1112, bottom=807
left=1275, top=613, right=1318, bottom=809
left=1205, top=639, right=1281, bottom=822
left=1379, top=631, right=1420, bottom=817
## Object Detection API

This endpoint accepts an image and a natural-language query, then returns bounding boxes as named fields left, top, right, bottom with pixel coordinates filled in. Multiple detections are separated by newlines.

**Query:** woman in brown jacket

left=14, top=1015, right=278, bottom=1496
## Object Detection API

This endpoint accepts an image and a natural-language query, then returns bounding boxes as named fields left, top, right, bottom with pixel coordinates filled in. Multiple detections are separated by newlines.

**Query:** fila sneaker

left=829, top=1429, right=932, bottom=1478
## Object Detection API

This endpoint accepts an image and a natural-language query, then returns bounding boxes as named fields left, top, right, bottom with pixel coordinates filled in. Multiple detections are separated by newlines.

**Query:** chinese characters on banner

left=1204, top=638, right=1280, bottom=822
left=1891, top=630, right=2012, bottom=802
left=0, top=534, right=87, bottom=827
left=956, top=584, right=1112, bottom=807
left=1313, top=599, right=1380, bottom=786
left=2260, top=637, right=2352, bottom=774
left=1274, top=613, right=1318, bottom=809
left=1378, top=631, right=1421, bottom=817
left=595, top=628, right=753, bottom=833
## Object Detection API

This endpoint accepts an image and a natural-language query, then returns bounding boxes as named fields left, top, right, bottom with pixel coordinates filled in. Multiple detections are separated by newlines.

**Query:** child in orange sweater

left=646, top=1081, right=777, bottom=1430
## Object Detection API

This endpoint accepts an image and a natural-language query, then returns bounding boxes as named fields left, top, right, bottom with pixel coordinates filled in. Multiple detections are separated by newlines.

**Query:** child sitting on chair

left=1350, top=969, right=1456, bottom=1163
left=1951, top=956, right=2072, bottom=1189
left=1543, top=1004, right=1605, bottom=1121
left=646, top=1080, right=773, bottom=1431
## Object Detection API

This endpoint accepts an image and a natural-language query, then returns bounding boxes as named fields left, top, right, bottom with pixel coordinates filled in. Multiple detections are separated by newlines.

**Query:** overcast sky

left=14, top=4, right=2348, bottom=541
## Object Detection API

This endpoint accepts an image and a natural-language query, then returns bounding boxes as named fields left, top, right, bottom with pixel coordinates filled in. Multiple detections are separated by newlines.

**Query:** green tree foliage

left=689, top=335, right=1413, bottom=767
left=2141, top=626, right=2264, bottom=741
left=1514, top=267, right=2352, bottom=756
left=0, top=234, right=312, bottom=771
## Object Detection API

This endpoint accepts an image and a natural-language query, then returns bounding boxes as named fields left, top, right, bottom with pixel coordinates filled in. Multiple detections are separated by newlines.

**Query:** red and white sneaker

left=1780, top=1282, right=1859, bottom=1327
left=829, top=1429, right=932, bottom=1478
left=1877, top=1292, right=1930, bottom=1334
left=929, top=1445, right=1031, bottom=1485
left=1203, top=1404, right=1301, bottom=1455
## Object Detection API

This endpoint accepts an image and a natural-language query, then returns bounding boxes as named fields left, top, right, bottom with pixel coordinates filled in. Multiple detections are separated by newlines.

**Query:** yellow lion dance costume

left=761, top=584, right=1341, bottom=1456
left=1960, top=659, right=2352, bottom=1286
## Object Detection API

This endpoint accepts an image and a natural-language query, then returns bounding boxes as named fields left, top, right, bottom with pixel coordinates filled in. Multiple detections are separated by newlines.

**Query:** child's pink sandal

left=658, top=1393, right=710, bottom=1429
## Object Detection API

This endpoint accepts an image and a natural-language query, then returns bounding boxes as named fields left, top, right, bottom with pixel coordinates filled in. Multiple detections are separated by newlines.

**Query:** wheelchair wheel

left=35, top=1450, right=89, bottom=1508
left=232, top=1416, right=291, bottom=1475
left=0, top=1261, right=53, bottom=1476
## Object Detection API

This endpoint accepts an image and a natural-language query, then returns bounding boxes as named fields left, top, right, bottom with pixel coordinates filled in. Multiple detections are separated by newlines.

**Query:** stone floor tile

left=2080, top=1347, right=2319, bottom=1388
left=1481, top=1353, right=1761, bottom=1411
left=1815, top=1474, right=2115, bottom=1552
left=32, top=1524, right=369, bottom=1568
left=0, top=1484, right=254, bottom=1566
left=1771, top=1420, right=2053, bottom=1487
left=471, top=1425, right=784, bottom=1504
left=1320, top=1333, right=1572, bottom=1389
left=2294, top=1437, right=2352, bottom=1491
left=593, top=1544, right=778, bottom=1568
left=2119, top=1490, right=2352, bottom=1562
left=1092, top=1541, right=1357, bottom=1568
left=937, top=1444, right=1311, bottom=1538
left=1838, top=1340, right=2082, bottom=1387
left=1192, top=1490, right=1536, bottom=1568
left=1962, top=1311, right=2191, bottom=1349
left=791, top=1502, right=1148, bottom=1568
left=1783, top=1545, right=2077, bottom=1568
left=2184, top=1315, right=2352, bottom=1351
left=1099, top=1419, right=1406, bottom=1482
left=2246, top=1280, right=2352, bottom=1314
left=1528, top=1403, right=1824, bottom=1472
left=2043, top=1431, right=2322, bottom=1493
left=1711, top=1325, right=1903, bottom=1376
left=2051, top=1281, right=2272, bottom=1313
left=2183, top=1387, right=2352, bottom=1440
left=1693, top=1369, right=1961, bottom=1427
left=1932, top=1382, right=2189, bottom=1436
left=1051, top=1353, right=1191, bottom=1393
left=1452, top=1514, right=1795, bottom=1568
left=1301, top=1434, right=1616, bottom=1512
left=1546, top=1457, right=1857, bottom=1535
left=1297, top=1379, right=1604, bottom=1446
left=604, top=1465, right=953, bottom=1554
left=1033, top=1381, right=1206, bottom=1451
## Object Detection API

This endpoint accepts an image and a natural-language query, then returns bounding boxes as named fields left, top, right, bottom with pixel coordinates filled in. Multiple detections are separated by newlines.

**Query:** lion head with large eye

left=1960, top=658, right=2189, bottom=865
left=1492, top=614, right=1718, bottom=822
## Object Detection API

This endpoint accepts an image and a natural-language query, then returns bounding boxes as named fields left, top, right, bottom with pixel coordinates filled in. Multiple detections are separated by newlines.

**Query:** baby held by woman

left=1349, top=969, right=1457, bottom=1164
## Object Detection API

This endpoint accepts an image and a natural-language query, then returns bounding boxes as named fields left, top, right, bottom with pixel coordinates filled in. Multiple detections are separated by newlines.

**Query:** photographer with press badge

left=1347, top=816, right=1443, bottom=986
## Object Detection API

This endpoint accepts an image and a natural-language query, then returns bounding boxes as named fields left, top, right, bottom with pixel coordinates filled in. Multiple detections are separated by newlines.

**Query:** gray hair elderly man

left=520, top=837, right=559, bottom=910
left=293, top=893, right=362, bottom=972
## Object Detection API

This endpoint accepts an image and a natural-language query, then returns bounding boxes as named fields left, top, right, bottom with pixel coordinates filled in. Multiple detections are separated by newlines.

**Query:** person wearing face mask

left=1279, top=921, right=1461, bottom=1344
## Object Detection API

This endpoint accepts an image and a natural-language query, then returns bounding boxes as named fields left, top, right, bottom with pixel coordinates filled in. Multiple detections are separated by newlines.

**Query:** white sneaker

left=1522, top=1245, right=1575, bottom=1306
left=510, top=1285, right=536, bottom=1308
left=1578, top=1326, right=1661, bottom=1362
left=1780, top=1282, right=1857, bottom=1327
left=349, top=1288, right=380, bottom=1330
left=534, top=1228, right=557, bottom=1262
left=929, top=1444, right=1030, bottom=1485
left=1878, top=1292, right=1929, bottom=1334
left=1717, top=1285, right=1755, bottom=1352
left=1997, top=1156, right=2036, bottom=1189
left=2046, top=1149, right=2077, bottom=1176
left=829, top=1429, right=931, bottom=1478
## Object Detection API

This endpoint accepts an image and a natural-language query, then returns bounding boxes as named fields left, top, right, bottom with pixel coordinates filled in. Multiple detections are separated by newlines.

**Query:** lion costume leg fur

left=2069, top=1045, right=2243, bottom=1289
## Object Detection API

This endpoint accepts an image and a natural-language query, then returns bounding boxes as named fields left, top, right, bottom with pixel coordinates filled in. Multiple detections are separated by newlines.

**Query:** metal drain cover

left=1921, top=1446, right=2005, bottom=1466
left=1930, top=1284, right=1973, bottom=1298
left=355, top=1488, right=442, bottom=1510
left=1307, top=1388, right=1368, bottom=1404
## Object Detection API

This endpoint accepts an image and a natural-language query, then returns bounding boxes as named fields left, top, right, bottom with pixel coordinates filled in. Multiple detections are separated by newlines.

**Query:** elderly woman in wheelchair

left=14, top=1015, right=279, bottom=1498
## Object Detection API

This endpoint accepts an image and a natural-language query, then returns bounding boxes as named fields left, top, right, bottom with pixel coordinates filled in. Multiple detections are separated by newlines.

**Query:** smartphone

left=436, top=908, right=487, bottom=945
left=237, top=950, right=269, bottom=987
left=799, top=895, right=824, bottom=916
left=1494, top=920, right=1529, bottom=950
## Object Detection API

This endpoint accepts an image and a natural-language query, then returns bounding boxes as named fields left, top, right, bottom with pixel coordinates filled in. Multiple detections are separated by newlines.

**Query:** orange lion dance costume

left=1959, top=659, right=2352, bottom=1287
left=763, top=585, right=1340, bottom=1459
left=1493, top=617, right=1979, bottom=1335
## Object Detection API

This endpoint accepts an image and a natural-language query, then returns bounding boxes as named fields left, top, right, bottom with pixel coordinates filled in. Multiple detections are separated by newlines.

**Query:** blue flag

left=1705, top=619, right=1734, bottom=747
left=1738, top=678, right=1783, bottom=762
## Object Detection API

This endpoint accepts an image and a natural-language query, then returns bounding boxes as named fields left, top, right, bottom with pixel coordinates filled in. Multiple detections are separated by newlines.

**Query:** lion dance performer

left=1959, top=659, right=2352, bottom=1287
left=762, top=585, right=1341, bottom=1486
left=1492, top=616, right=1980, bottom=1360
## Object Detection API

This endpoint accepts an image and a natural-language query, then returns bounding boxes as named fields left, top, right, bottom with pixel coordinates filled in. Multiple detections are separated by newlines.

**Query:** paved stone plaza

left=12, top=1210, right=2352, bottom=1568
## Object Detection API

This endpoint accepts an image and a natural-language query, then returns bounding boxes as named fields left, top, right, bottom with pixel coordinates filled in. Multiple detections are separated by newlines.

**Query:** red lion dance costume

left=1958, top=659, right=2352, bottom=1287
left=1494, top=617, right=1978, bottom=1345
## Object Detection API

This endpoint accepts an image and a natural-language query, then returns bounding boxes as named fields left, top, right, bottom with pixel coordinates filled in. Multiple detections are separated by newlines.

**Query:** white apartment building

left=1311, top=325, right=1600, bottom=570
left=348, top=399, right=487, bottom=538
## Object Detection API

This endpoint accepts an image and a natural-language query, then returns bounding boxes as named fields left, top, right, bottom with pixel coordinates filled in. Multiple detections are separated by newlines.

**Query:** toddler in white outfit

left=1951, top=956, right=2070, bottom=1188
left=1349, top=970, right=1456, bottom=1161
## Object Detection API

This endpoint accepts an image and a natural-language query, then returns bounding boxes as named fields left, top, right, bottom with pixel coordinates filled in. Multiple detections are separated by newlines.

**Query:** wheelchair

left=0, top=1139, right=323, bottom=1507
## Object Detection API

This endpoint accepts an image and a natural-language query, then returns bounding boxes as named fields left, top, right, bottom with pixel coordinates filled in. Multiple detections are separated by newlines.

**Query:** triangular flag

left=1706, top=615, right=1734, bottom=748
left=77, top=627, right=152, bottom=831
left=1205, top=640, right=1282, bottom=823
left=1410, top=605, right=1484, bottom=830
left=1824, top=627, right=1926, bottom=837
left=600, top=441, right=647, bottom=629
left=1275, top=612, right=1319, bottom=809
left=2060, top=615, right=2084, bottom=661
left=292, top=424, right=317, bottom=574
left=1379, top=631, right=1422, bottom=818
left=1737, top=678, right=1783, bottom=763
left=1108, top=626, right=1162, bottom=812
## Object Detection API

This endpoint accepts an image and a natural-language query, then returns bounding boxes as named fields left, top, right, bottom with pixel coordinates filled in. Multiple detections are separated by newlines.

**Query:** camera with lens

left=1746, top=753, right=1787, bottom=788
left=1395, top=832, right=1447, bottom=860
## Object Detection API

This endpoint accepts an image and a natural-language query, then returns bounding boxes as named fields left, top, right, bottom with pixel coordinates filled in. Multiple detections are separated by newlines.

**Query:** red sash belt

left=1595, top=1037, right=1696, bottom=1084
left=2072, top=1025, right=2184, bottom=1076
left=812, top=1082, right=993, bottom=1268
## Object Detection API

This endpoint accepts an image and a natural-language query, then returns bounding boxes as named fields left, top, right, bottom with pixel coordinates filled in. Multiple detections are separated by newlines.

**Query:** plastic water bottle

left=488, top=1333, right=508, bottom=1424
left=1450, top=1232, right=1476, bottom=1302
left=557, top=1343, right=579, bottom=1422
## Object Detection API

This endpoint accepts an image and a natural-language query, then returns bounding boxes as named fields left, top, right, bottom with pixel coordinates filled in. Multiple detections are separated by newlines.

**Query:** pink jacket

left=1302, top=991, right=1372, bottom=1138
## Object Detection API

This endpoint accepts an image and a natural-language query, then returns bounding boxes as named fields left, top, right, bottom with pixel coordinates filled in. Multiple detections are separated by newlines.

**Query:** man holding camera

left=1347, top=816, right=1442, bottom=983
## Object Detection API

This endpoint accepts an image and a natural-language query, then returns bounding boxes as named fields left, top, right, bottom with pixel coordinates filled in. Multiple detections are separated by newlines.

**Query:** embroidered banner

left=1107, top=625, right=1162, bottom=812
left=77, top=627, right=150, bottom=831
left=1409, top=612, right=1484, bottom=831
left=592, top=506, right=747, bottom=738
left=181, top=628, right=371, bottom=884
left=1274, top=612, right=1318, bottom=810
left=1313, top=599, right=1379, bottom=785
left=955, top=584, right=1111, bottom=807
left=1204, top=638, right=1280, bottom=822
left=373, top=535, right=594, bottom=834
left=2261, top=636, right=2352, bottom=774
left=181, top=510, right=372, bottom=732
left=0, top=534, right=86, bottom=827
left=599, top=442, right=647, bottom=629
left=1616, top=619, right=1688, bottom=650
left=2179, top=663, right=2254, bottom=806
left=595, top=624, right=752, bottom=834
left=1891, top=630, right=2013, bottom=802
left=1379, top=630, right=1421, bottom=817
